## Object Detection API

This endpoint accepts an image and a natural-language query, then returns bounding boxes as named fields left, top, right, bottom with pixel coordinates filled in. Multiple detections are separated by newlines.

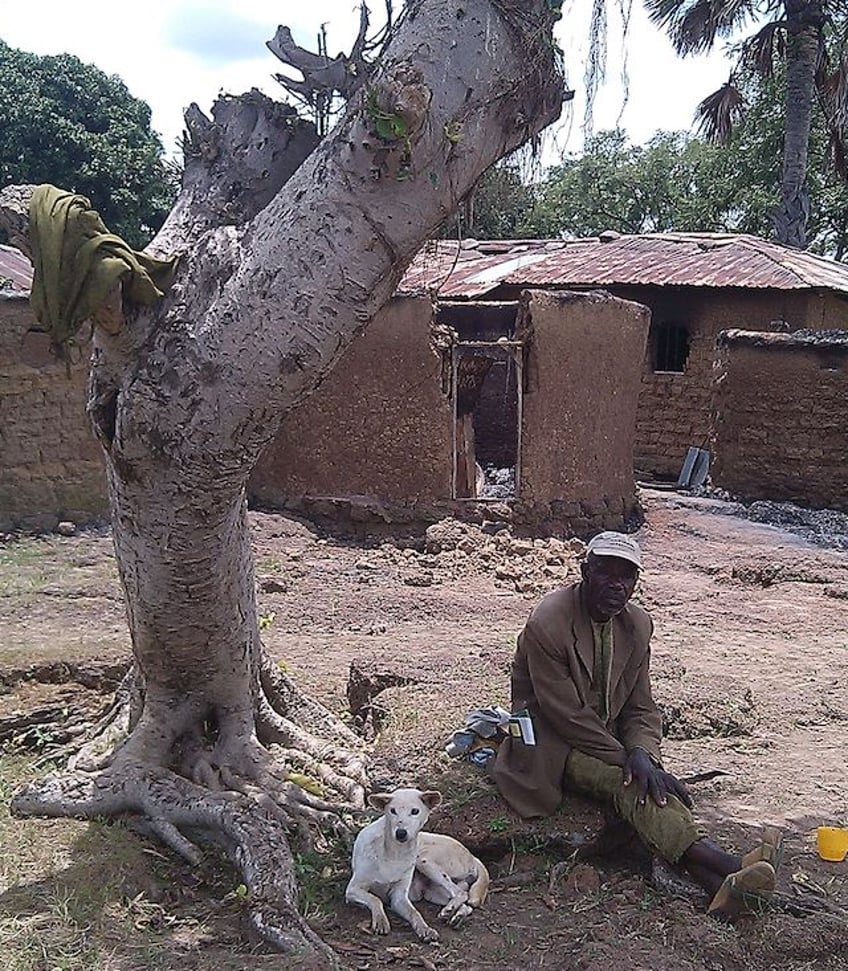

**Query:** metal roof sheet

left=398, top=233, right=848, bottom=298
left=4, top=233, right=848, bottom=301
left=0, top=244, right=33, bottom=291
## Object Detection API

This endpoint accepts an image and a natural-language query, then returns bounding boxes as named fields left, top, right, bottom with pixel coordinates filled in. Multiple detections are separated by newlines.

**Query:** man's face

left=581, top=553, right=639, bottom=621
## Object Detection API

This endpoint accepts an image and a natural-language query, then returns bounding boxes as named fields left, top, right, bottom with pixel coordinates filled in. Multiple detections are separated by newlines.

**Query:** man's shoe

left=707, top=860, right=776, bottom=918
left=741, top=825, right=784, bottom=872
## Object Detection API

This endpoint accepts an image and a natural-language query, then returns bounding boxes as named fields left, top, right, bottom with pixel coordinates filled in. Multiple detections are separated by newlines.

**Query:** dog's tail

left=468, top=855, right=490, bottom=907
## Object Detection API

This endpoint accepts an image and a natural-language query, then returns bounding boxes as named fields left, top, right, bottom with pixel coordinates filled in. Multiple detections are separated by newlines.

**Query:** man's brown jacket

left=491, top=580, right=663, bottom=818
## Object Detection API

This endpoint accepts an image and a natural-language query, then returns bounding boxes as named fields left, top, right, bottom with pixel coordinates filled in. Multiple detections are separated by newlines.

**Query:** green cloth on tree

left=28, top=184, right=178, bottom=349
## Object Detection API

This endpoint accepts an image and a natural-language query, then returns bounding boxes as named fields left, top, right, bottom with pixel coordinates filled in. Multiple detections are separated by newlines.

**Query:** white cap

left=586, top=531, right=642, bottom=569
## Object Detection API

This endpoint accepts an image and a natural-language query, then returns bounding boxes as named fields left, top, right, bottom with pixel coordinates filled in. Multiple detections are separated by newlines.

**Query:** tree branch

left=0, top=183, right=36, bottom=259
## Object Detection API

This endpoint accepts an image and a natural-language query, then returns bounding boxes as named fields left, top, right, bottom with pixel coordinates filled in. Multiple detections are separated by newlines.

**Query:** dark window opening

left=654, top=322, right=690, bottom=373
left=436, top=300, right=518, bottom=341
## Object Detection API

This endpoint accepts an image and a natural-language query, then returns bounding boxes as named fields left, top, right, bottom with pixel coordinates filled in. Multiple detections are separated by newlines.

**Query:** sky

left=1, top=0, right=737, bottom=164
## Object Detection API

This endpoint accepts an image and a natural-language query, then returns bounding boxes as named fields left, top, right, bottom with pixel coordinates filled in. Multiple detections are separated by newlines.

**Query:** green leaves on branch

left=365, top=88, right=410, bottom=143
left=0, top=40, right=177, bottom=248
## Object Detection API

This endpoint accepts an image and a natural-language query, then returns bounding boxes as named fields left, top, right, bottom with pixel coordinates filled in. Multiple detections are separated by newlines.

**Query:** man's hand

left=623, top=749, right=693, bottom=808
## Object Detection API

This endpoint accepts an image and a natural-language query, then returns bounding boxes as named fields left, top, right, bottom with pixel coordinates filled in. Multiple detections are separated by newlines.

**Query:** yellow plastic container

left=816, top=826, right=848, bottom=862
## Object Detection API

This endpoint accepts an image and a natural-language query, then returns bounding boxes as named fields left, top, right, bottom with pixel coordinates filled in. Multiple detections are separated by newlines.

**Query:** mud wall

left=517, top=290, right=649, bottom=533
left=711, top=330, right=848, bottom=510
left=250, top=296, right=453, bottom=511
left=0, top=294, right=107, bottom=532
left=616, top=287, right=837, bottom=480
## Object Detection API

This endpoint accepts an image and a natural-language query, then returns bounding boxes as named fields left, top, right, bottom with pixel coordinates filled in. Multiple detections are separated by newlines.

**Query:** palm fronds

left=740, top=20, right=787, bottom=77
left=644, top=0, right=759, bottom=56
left=695, top=78, right=745, bottom=144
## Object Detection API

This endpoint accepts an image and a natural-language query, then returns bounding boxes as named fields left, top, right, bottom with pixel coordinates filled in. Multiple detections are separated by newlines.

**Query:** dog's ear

left=420, top=790, right=442, bottom=811
left=368, top=792, right=392, bottom=811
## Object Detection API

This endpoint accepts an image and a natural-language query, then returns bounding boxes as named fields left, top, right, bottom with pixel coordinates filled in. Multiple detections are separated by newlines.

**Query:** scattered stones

left=507, top=539, right=534, bottom=556
left=656, top=688, right=758, bottom=740
left=401, top=570, right=434, bottom=587
left=479, top=465, right=515, bottom=499
left=424, top=519, right=469, bottom=553
left=730, top=562, right=832, bottom=587
left=692, top=488, right=848, bottom=552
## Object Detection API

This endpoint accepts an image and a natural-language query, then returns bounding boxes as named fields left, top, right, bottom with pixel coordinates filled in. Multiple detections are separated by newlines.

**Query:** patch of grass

left=430, top=760, right=496, bottom=808
left=488, top=814, right=510, bottom=834
left=294, top=848, right=349, bottom=922
left=0, top=539, right=52, bottom=596
left=638, top=886, right=661, bottom=911
left=0, top=751, right=246, bottom=970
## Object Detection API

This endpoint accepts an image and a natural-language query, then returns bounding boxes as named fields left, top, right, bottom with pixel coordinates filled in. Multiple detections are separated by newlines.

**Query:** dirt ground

left=1, top=488, right=847, bottom=971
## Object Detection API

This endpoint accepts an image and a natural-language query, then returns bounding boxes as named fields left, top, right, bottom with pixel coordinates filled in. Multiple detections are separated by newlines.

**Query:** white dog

left=346, top=787, right=490, bottom=941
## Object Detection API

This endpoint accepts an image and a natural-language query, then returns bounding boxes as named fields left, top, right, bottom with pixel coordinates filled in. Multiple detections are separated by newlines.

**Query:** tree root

left=66, top=664, right=145, bottom=770
left=11, top=646, right=370, bottom=962
left=10, top=760, right=340, bottom=967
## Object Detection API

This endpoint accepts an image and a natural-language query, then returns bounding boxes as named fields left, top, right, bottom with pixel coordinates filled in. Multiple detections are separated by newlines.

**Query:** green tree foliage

left=470, top=111, right=848, bottom=259
left=439, top=161, right=538, bottom=239
left=0, top=40, right=177, bottom=247
left=724, top=69, right=848, bottom=258
left=643, top=0, right=848, bottom=249
left=479, top=89, right=848, bottom=257
left=527, top=130, right=743, bottom=238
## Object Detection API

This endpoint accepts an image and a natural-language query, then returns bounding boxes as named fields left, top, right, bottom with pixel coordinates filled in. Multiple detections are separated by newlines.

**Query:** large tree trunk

left=2, top=1, right=564, bottom=963
left=773, top=0, right=824, bottom=248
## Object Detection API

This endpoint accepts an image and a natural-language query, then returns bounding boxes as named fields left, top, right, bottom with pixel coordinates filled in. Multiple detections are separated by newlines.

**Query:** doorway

left=451, top=340, right=523, bottom=499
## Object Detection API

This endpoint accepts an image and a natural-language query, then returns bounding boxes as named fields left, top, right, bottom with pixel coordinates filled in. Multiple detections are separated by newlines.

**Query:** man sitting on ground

left=491, top=530, right=780, bottom=916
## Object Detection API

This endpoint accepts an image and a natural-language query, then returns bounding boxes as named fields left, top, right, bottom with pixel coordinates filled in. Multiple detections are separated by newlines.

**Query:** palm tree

left=643, top=0, right=848, bottom=249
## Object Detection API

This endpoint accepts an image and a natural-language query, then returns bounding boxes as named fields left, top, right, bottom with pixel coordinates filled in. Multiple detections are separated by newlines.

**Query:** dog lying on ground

left=346, top=787, right=490, bottom=941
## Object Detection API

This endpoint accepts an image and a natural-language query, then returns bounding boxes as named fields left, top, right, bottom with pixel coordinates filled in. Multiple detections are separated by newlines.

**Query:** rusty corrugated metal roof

left=0, top=244, right=33, bottom=291
left=399, top=233, right=848, bottom=297
left=5, top=232, right=848, bottom=300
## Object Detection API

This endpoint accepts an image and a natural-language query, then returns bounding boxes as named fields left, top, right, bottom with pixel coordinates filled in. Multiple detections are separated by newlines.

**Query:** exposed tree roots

left=11, top=760, right=339, bottom=965
left=11, top=647, right=369, bottom=967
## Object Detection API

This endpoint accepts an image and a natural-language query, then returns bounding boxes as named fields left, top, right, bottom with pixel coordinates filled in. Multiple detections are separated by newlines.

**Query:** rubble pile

left=370, top=518, right=585, bottom=595
left=479, top=466, right=516, bottom=499
left=693, top=487, right=848, bottom=552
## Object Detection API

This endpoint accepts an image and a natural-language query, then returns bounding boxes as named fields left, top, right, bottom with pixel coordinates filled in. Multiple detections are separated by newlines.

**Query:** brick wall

left=614, top=287, right=836, bottom=480
left=711, top=329, right=848, bottom=510
left=0, top=294, right=107, bottom=532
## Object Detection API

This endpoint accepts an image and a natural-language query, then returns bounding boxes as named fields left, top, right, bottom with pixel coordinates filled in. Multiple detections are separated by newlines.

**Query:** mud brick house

left=4, top=232, right=848, bottom=531
left=0, top=245, right=106, bottom=532
left=250, top=289, right=650, bottom=536
left=400, top=234, right=848, bottom=480
left=711, top=329, right=848, bottom=511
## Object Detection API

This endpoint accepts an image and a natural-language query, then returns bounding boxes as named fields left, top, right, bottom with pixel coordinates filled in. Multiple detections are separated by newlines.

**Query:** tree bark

left=5, top=0, right=564, bottom=962
left=773, top=0, right=824, bottom=248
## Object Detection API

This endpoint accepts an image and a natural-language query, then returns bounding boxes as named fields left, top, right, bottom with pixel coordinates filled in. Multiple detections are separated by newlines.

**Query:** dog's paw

left=372, top=913, right=391, bottom=935
left=415, top=923, right=440, bottom=943
left=445, top=903, right=473, bottom=927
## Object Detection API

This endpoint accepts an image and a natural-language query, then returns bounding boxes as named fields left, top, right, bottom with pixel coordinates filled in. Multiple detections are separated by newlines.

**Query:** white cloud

left=1, top=0, right=734, bottom=160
